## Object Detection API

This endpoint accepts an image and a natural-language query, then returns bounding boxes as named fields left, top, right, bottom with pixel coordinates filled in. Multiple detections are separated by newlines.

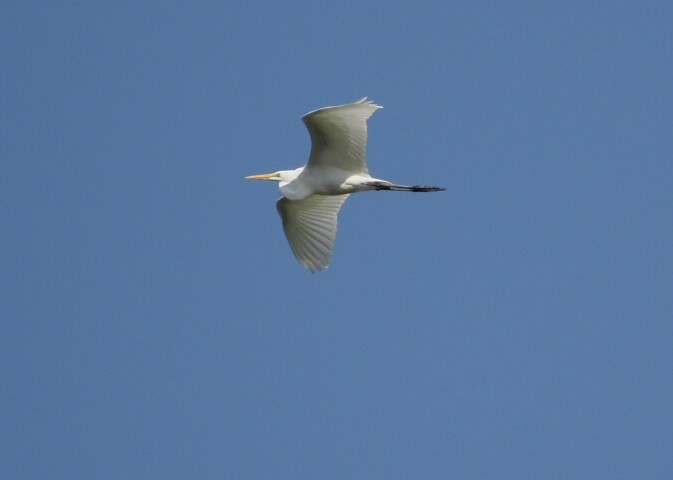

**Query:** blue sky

left=2, top=1, right=672, bottom=478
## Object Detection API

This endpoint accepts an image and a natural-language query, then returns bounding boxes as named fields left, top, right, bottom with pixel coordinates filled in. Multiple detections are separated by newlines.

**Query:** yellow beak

left=245, top=172, right=279, bottom=180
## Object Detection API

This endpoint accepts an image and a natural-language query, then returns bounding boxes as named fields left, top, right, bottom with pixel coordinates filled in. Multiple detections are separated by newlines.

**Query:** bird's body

left=277, top=167, right=393, bottom=199
left=246, top=97, right=444, bottom=272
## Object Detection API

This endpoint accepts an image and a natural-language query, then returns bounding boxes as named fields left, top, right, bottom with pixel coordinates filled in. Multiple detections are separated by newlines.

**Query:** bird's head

left=245, top=169, right=302, bottom=183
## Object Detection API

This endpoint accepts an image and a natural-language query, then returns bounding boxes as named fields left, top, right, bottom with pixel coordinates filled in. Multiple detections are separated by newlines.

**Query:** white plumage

left=246, top=97, right=444, bottom=272
left=276, top=194, right=349, bottom=273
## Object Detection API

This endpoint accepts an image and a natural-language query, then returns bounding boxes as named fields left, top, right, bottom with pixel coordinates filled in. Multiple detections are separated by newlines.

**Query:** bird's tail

left=368, top=181, right=446, bottom=192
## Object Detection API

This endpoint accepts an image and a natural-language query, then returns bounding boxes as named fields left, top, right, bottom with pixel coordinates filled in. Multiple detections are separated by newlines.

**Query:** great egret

left=246, top=97, right=444, bottom=272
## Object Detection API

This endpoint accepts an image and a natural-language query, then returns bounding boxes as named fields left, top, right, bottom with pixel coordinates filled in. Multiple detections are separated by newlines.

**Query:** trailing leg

left=367, top=181, right=445, bottom=192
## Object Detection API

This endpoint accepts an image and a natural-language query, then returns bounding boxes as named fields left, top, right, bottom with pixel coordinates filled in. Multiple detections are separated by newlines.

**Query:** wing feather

left=302, top=97, right=382, bottom=175
left=276, top=194, right=350, bottom=272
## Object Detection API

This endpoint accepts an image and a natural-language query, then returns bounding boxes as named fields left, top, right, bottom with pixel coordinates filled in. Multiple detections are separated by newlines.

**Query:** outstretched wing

left=276, top=194, right=350, bottom=272
left=302, top=97, right=382, bottom=176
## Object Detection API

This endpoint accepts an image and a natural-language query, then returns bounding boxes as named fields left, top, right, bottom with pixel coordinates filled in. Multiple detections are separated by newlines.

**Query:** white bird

left=246, top=97, right=444, bottom=272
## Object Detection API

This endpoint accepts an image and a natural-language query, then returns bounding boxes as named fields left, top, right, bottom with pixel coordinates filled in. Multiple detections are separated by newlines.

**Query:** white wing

left=276, top=194, right=350, bottom=272
left=302, top=97, right=382, bottom=175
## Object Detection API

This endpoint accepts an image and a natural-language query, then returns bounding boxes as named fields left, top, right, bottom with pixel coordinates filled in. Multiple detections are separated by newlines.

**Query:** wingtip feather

left=355, top=96, right=383, bottom=109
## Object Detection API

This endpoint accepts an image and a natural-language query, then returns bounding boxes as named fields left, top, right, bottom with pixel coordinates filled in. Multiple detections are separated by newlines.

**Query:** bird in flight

left=246, top=97, right=445, bottom=272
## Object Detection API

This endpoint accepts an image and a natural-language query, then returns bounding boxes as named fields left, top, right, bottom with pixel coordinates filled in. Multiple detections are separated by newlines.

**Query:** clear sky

left=2, top=1, right=672, bottom=478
